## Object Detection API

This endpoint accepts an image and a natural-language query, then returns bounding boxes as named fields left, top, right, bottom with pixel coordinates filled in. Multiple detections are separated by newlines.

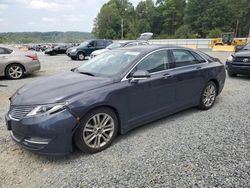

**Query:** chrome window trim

left=121, top=48, right=209, bottom=81
left=121, top=48, right=170, bottom=81
left=171, top=48, right=209, bottom=64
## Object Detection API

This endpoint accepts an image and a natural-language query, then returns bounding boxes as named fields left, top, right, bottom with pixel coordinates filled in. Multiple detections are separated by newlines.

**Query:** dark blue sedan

left=5, top=46, right=226, bottom=155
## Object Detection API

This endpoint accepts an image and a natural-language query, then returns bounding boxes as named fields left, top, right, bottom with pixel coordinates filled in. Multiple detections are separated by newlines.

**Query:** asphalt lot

left=0, top=51, right=249, bottom=187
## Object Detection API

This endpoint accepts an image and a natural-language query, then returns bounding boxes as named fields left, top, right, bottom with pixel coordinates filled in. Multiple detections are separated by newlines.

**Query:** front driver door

left=125, top=50, right=176, bottom=126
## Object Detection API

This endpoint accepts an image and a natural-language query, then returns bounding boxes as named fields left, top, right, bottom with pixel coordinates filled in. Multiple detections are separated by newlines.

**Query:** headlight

left=27, top=103, right=66, bottom=116
left=227, top=55, right=234, bottom=62
left=71, top=48, right=77, bottom=52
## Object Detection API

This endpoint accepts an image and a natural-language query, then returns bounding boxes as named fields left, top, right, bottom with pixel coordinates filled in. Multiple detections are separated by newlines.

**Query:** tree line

left=0, top=32, right=93, bottom=44
left=92, top=0, right=250, bottom=39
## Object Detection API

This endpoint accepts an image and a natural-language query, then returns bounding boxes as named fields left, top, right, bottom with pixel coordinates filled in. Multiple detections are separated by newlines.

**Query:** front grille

left=234, top=57, right=250, bottom=62
left=9, top=105, right=35, bottom=120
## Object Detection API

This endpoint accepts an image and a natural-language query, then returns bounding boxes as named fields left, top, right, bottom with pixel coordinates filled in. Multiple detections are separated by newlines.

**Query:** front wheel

left=199, top=81, right=217, bottom=110
left=77, top=52, right=85, bottom=61
left=74, top=108, right=118, bottom=153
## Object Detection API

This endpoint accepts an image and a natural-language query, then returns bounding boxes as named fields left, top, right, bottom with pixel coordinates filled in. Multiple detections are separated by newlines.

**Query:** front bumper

left=67, top=51, right=77, bottom=58
left=5, top=109, right=78, bottom=155
left=226, top=61, right=250, bottom=75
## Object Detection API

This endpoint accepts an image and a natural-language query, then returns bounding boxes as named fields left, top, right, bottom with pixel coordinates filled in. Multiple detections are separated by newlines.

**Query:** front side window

left=132, top=50, right=168, bottom=74
left=172, top=49, right=198, bottom=67
left=243, top=43, right=250, bottom=50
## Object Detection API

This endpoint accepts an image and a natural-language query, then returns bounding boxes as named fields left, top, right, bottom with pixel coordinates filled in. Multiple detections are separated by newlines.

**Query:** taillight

left=26, top=54, right=38, bottom=61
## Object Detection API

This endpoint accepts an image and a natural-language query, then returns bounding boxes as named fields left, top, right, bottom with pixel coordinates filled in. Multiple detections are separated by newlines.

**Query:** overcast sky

left=0, top=0, right=142, bottom=33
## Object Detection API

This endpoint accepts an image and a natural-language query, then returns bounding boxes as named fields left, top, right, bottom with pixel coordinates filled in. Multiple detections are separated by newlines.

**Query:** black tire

left=227, top=70, right=236, bottom=77
left=198, top=81, right=217, bottom=110
left=74, top=107, right=118, bottom=153
left=77, top=52, right=85, bottom=61
left=5, top=64, right=24, bottom=79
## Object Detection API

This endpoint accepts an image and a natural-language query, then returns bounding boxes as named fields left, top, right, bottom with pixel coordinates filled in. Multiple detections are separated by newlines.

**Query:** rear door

left=86, top=41, right=97, bottom=55
left=169, top=48, right=208, bottom=107
left=0, top=47, right=13, bottom=74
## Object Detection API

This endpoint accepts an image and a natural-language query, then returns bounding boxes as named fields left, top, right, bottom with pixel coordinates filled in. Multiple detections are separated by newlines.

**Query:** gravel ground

left=0, top=51, right=249, bottom=188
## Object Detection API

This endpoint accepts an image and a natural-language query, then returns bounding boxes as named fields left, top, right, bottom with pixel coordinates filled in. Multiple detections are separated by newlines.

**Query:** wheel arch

left=75, top=105, right=122, bottom=134
left=5, top=62, right=26, bottom=76
left=208, top=78, right=219, bottom=96
left=77, top=50, right=86, bottom=56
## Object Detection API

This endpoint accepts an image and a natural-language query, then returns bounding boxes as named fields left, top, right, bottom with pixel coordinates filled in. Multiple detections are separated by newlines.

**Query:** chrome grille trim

left=9, top=105, right=35, bottom=120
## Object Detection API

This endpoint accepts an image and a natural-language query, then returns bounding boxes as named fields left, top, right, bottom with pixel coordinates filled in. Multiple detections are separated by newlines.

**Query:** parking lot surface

left=0, top=51, right=249, bottom=187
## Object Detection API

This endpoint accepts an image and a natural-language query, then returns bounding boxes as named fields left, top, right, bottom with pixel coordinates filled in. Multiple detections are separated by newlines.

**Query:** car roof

left=116, top=45, right=193, bottom=53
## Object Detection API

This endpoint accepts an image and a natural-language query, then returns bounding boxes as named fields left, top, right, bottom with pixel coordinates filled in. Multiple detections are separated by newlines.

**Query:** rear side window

left=97, top=40, right=105, bottom=47
left=0, top=47, right=12, bottom=54
left=172, top=49, right=198, bottom=67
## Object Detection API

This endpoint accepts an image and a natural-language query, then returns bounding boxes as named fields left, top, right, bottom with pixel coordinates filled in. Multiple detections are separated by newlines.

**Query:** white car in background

left=90, top=32, right=153, bottom=58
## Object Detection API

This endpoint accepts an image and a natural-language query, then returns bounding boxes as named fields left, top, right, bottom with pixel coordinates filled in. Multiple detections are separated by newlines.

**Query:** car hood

left=11, top=71, right=114, bottom=105
left=92, top=49, right=109, bottom=56
left=234, top=50, right=250, bottom=57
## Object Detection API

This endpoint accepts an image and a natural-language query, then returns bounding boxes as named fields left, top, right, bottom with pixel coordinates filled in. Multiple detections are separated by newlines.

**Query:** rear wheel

left=74, top=107, right=118, bottom=153
left=199, top=81, right=217, bottom=110
left=77, top=52, right=85, bottom=61
left=5, top=64, right=24, bottom=79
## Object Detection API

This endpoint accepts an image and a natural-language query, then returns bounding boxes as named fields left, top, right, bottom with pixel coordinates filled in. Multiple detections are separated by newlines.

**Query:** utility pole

left=235, top=19, right=239, bottom=37
left=121, top=18, right=124, bottom=40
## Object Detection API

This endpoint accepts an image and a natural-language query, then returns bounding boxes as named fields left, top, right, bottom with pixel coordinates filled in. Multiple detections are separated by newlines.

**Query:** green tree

left=175, top=25, right=193, bottom=38
left=158, top=0, right=186, bottom=36
left=135, top=0, right=155, bottom=34
left=92, top=0, right=136, bottom=39
left=185, top=0, right=231, bottom=37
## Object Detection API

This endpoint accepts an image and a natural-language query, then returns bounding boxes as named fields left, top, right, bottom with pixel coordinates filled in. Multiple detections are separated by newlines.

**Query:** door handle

left=196, top=66, right=202, bottom=70
left=163, top=73, right=173, bottom=79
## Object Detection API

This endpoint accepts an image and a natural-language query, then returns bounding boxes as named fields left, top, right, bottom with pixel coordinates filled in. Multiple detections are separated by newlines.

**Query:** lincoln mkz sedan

left=5, top=46, right=226, bottom=155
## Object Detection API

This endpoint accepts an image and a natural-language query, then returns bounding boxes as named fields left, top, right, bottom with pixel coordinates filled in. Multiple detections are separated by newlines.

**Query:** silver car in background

left=0, top=45, right=40, bottom=79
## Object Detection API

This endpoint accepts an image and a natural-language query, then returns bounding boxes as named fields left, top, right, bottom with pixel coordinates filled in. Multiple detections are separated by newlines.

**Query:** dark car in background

left=90, top=40, right=149, bottom=58
left=45, top=44, right=73, bottom=56
left=226, top=42, right=250, bottom=77
left=66, top=39, right=112, bottom=60
left=5, top=46, right=225, bottom=155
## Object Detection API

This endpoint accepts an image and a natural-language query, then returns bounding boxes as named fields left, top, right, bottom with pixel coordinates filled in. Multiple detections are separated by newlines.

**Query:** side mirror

left=88, top=44, right=93, bottom=48
left=130, top=70, right=150, bottom=83
left=235, top=45, right=244, bottom=52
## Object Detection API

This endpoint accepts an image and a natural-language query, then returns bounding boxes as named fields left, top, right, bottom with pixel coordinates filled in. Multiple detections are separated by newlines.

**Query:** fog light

left=23, top=137, right=50, bottom=145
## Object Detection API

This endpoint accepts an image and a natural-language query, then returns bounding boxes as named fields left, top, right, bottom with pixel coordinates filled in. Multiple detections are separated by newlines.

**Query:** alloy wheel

left=203, top=84, right=216, bottom=107
left=8, top=65, right=23, bottom=79
left=83, top=113, right=115, bottom=149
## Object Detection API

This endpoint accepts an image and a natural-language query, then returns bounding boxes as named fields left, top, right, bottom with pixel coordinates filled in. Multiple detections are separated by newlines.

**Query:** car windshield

left=106, top=43, right=122, bottom=49
left=79, top=41, right=89, bottom=47
left=243, top=43, right=250, bottom=50
left=77, top=50, right=140, bottom=77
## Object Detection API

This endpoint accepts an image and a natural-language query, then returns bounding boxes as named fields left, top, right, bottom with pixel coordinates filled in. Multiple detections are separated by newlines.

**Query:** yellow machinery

left=211, top=33, right=248, bottom=51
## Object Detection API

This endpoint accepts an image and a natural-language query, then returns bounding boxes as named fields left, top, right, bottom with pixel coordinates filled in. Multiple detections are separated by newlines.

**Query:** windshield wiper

left=78, top=71, right=95, bottom=76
